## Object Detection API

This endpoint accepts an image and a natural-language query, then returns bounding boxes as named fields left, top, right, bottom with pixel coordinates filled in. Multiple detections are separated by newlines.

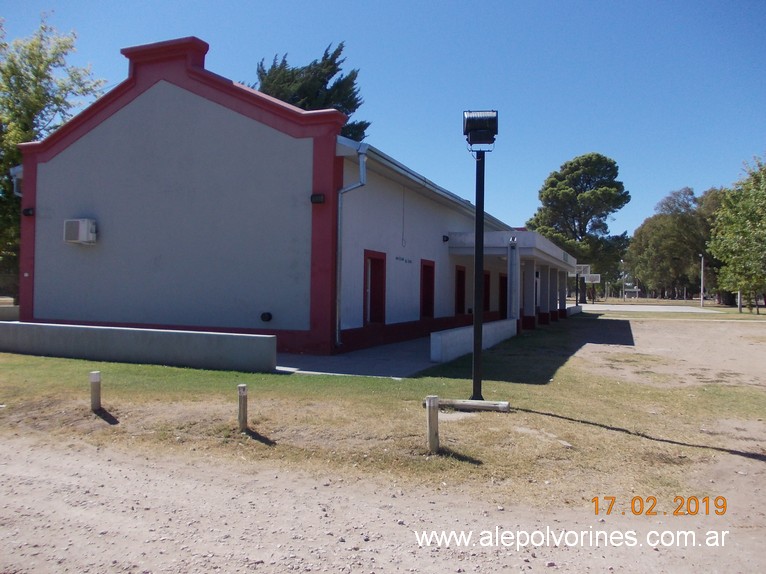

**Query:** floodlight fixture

left=463, top=110, right=498, bottom=147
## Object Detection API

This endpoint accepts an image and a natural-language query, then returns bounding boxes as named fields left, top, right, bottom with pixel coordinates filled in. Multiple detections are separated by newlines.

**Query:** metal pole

left=425, top=395, right=440, bottom=453
left=238, top=384, right=248, bottom=432
left=471, top=150, right=485, bottom=401
left=575, top=273, right=580, bottom=305
left=699, top=254, right=704, bottom=308
left=90, top=371, right=101, bottom=412
left=621, top=260, right=625, bottom=301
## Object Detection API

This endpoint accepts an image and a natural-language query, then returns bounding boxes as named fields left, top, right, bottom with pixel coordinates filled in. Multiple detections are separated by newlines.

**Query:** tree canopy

left=708, top=158, right=766, bottom=305
left=0, top=17, right=104, bottom=299
left=626, top=187, right=722, bottom=299
left=252, top=42, right=370, bottom=141
left=526, top=152, right=630, bottom=279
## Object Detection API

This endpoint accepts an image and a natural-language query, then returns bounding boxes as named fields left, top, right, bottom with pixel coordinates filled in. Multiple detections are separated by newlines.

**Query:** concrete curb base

left=0, top=322, right=276, bottom=372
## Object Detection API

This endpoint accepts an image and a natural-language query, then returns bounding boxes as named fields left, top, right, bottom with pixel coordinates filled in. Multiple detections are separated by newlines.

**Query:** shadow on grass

left=516, top=406, right=766, bottom=464
left=434, top=447, right=483, bottom=466
left=418, top=313, right=634, bottom=385
left=242, top=428, right=277, bottom=446
left=93, top=407, right=119, bottom=425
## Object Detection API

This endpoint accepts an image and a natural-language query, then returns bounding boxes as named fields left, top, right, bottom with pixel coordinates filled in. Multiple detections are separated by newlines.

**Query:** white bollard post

left=425, top=395, right=439, bottom=454
left=238, top=384, right=248, bottom=432
left=90, top=371, right=101, bottom=412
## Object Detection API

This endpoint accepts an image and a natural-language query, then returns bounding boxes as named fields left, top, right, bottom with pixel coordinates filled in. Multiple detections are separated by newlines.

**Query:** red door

left=420, top=260, right=435, bottom=319
left=455, top=266, right=466, bottom=314
left=499, top=273, right=508, bottom=318
left=364, top=250, right=386, bottom=324
left=484, top=270, right=491, bottom=312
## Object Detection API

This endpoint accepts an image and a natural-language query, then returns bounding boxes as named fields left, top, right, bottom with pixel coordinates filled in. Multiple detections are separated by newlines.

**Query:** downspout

left=335, top=143, right=368, bottom=347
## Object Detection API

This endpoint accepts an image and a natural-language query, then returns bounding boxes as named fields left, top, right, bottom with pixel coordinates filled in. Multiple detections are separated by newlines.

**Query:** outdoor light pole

left=621, top=259, right=625, bottom=301
left=472, top=149, right=486, bottom=400
left=463, top=111, right=498, bottom=402
left=699, top=253, right=704, bottom=308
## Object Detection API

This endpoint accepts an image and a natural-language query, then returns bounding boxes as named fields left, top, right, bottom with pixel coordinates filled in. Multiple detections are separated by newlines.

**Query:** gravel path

left=1, top=434, right=763, bottom=573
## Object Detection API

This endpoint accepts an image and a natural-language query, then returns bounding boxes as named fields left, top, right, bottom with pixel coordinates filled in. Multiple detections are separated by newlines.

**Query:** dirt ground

left=1, top=316, right=764, bottom=573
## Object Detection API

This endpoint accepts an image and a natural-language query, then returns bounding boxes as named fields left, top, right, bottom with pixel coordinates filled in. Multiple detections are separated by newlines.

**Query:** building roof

left=336, top=136, right=512, bottom=232
left=447, top=230, right=577, bottom=272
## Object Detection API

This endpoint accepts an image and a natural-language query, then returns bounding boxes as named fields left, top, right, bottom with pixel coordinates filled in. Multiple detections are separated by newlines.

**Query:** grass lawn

left=1, top=311, right=764, bottom=508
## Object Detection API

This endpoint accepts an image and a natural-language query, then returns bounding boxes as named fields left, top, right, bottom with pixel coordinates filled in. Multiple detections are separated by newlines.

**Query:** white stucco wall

left=339, top=160, right=506, bottom=329
left=33, top=81, right=314, bottom=330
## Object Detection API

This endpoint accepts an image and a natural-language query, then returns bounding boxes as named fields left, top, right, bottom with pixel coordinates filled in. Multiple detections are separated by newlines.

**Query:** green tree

left=252, top=42, right=370, bottom=141
left=627, top=187, right=722, bottom=299
left=628, top=213, right=685, bottom=297
left=526, top=152, right=631, bottom=299
left=0, top=17, right=104, bottom=299
left=708, top=158, right=766, bottom=310
left=591, top=232, right=630, bottom=295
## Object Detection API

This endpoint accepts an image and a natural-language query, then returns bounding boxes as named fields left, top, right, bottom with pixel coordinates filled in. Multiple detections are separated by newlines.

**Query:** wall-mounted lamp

left=22, top=207, right=35, bottom=217
left=442, top=235, right=450, bottom=242
left=260, top=312, right=273, bottom=322
left=310, top=193, right=326, bottom=204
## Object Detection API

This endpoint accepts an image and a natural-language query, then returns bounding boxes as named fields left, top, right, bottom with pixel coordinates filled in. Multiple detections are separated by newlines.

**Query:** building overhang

left=447, top=230, right=577, bottom=273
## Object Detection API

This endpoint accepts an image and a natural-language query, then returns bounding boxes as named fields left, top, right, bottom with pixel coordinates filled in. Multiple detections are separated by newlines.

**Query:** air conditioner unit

left=64, top=219, right=97, bottom=244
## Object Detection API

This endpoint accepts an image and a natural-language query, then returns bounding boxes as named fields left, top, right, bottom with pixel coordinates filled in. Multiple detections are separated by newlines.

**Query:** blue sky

left=3, top=0, right=764, bottom=235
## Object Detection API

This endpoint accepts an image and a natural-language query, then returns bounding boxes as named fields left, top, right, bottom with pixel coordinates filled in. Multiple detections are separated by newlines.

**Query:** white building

left=16, top=37, right=575, bottom=355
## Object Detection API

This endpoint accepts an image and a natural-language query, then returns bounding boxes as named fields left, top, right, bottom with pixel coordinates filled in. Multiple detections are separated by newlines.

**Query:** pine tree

left=252, top=42, right=370, bottom=141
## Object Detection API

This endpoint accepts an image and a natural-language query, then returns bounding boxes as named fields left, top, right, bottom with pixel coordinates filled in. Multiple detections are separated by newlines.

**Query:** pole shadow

left=93, top=407, right=119, bottom=425
left=418, top=313, right=635, bottom=385
left=242, top=428, right=277, bottom=446
left=514, top=406, right=766, bottom=463
left=433, top=446, right=483, bottom=466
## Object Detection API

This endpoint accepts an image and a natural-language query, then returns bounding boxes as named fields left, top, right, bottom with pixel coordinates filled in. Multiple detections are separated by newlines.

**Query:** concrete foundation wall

left=0, top=322, right=276, bottom=372
left=430, top=319, right=518, bottom=363
left=0, top=306, right=19, bottom=321
left=567, top=305, right=583, bottom=316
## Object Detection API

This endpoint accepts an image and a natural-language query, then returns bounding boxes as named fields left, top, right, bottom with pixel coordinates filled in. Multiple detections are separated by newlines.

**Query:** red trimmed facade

left=18, top=37, right=346, bottom=354
left=17, top=37, right=576, bottom=357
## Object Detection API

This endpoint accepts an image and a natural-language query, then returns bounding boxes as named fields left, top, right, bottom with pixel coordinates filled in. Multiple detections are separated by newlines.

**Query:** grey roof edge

left=336, top=136, right=511, bottom=232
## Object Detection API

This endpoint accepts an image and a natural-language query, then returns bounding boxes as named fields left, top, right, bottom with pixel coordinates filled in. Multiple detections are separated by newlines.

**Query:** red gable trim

left=19, top=37, right=347, bottom=353
left=19, top=36, right=346, bottom=162
left=121, top=36, right=209, bottom=70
